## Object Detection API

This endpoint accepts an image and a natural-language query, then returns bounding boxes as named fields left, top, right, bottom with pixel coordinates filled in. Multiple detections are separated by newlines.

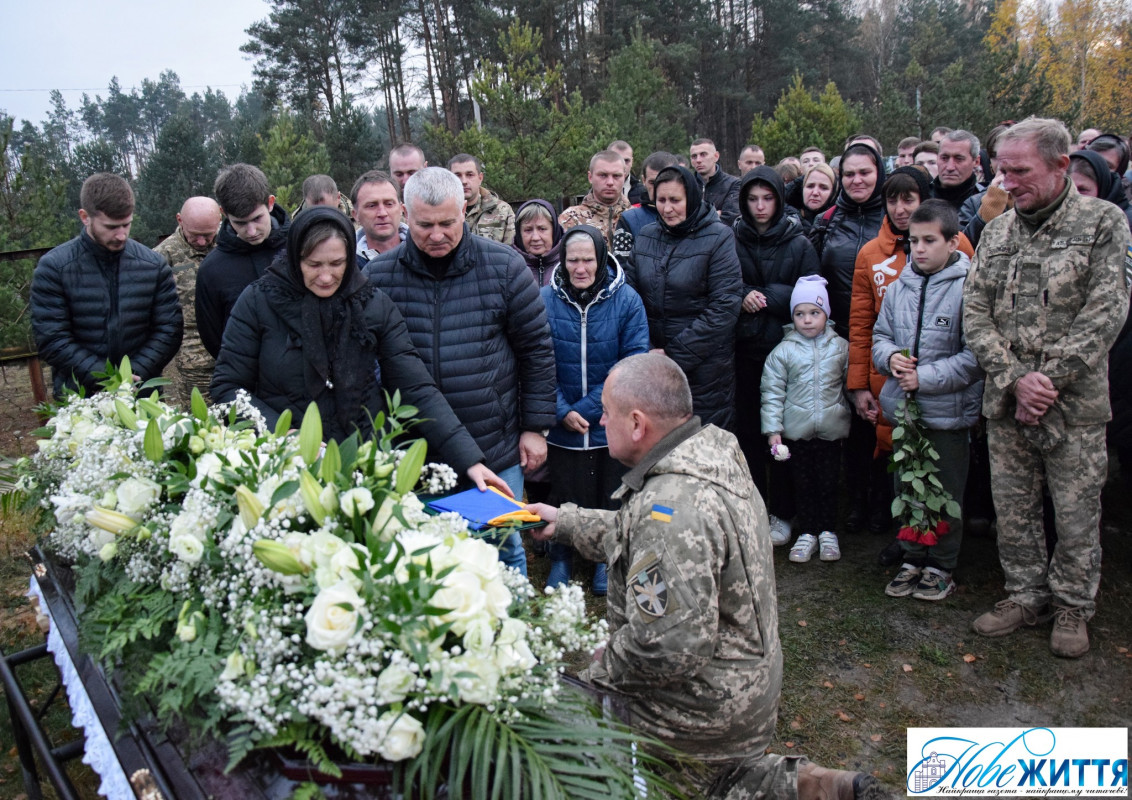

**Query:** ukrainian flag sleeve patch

left=650, top=504, right=674, bottom=522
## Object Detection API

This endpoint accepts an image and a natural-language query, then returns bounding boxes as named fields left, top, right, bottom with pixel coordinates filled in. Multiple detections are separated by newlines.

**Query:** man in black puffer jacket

left=196, top=164, right=290, bottom=358
left=365, top=168, right=556, bottom=577
left=31, top=173, right=182, bottom=398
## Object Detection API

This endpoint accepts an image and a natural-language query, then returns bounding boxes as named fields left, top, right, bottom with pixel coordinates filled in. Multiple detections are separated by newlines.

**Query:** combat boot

left=971, top=599, right=1052, bottom=637
left=1050, top=605, right=1089, bottom=657
left=797, top=761, right=886, bottom=799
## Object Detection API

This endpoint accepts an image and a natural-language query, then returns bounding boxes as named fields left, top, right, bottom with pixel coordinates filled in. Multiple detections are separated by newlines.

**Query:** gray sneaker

left=769, top=514, right=792, bottom=546
left=885, top=563, right=922, bottom=597
left=1050, top=605, right=1090, bottom=658
left=912, top=567, right=956, bottom=601
left=971, top=599, right=1052, bottom=637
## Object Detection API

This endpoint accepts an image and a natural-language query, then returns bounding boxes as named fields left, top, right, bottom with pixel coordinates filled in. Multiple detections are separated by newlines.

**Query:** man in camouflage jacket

left=528, top=353, right=878, bottom=799
left=447, top=154, right=516, bottom=245
left=153, top=196, right=222, bottom=408
left=560, top=150, right=632, bottom=247
left=964, top=117, right=1130, bottom=658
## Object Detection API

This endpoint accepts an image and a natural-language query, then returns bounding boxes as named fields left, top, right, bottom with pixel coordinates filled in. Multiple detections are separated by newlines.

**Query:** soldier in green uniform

left=447, top=154, right=516, bottom=245
left=964, top=117, right=1130, bottom=658
left=527, top=353, right=881, bottom=800
left=559, top=150, right=632, bottom=247
left=154, top=196, right=222, bottom=408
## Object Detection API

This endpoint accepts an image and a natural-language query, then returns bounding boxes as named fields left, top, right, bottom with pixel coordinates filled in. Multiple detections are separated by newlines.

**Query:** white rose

left=388, top=530, right=442, bottom=582
left=98, top=541, right=118, bottom=562
left=376, top=662, right=416, bottom=704
left=169, top=511, right=206, bottom=544
left=169, top=533, right=204, bottom=564
left=444, top=653, right=500, bottom=704
left=319, top=485, right=339, bottom=513
left=483, top=579, right=513, bottom=620
left=371, top=497, right=403, bottom=537
left=432, top=571, right=487, bottom=635
left=306, top=530, right=346, bottom=568
left=115, top=477, right=161, bottom=517
left=330, top=544, right=365, bottom=588
left=70, top=418, right=95, bottom=446
left=461, top=616, right=496, bottom=654
left=305, top=581, right=363, bottom=654
left=191, top=452, right=223, bottom=488
left=339, top=487, right=375, bottom=518
left=495, top=619, right=537, bottom=672
left=376, top=712, right=425, bottom=761
left=447, top=537, right=502, bottom=583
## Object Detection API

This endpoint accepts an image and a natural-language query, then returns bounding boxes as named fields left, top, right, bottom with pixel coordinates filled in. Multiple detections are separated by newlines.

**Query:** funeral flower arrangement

left=11, top=360, right=679, bottom=798
left=889, top=393, right=961, bottom=546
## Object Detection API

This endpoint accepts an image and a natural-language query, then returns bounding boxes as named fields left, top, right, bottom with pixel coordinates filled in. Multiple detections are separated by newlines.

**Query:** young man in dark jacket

left=31, top=172, right=182, bottom=398
left=365, top=168, right=557, bottom=577
left=690, top=138, right=741, bottom=226
left=195, top=164, right=290, bottom=357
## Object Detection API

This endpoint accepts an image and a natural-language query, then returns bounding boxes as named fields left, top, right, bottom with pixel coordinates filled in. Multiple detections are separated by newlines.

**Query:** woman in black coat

left=626, top=165, right=743, bottom=430
left=211, top=206, right=503, bottom=490
left=733, top=166, right=820, bottom=542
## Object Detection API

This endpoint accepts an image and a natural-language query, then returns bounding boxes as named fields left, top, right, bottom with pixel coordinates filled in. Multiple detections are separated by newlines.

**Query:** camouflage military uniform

left=465, top=187, right=515, bottom=245
left=555, top=418, right=795, bottom=796
left=963, top=183, right=1129, bottom=616
left=559, top=192, right=631, bottom=248
left=292, top=192, right=355, bottom=221
left=154, top=227, right=216, bottom=409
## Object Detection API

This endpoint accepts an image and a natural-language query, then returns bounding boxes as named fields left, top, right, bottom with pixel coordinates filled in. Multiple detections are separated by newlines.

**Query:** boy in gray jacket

left=873, top=200, right=985, bottom=600
left=761, top=275, right=851, bottom=563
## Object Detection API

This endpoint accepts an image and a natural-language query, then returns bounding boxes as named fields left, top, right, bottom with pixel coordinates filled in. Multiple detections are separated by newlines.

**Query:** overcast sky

left=2, top=0, right=269, bottom=127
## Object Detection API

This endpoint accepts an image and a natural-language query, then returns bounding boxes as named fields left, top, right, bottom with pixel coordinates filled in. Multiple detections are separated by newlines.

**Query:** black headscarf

left=653, top=165, right=714, bottom=236
left=738, top=165, right=787, bottom=230
left=263, top=206, right=375, bottom=436
left=837, top=143, right=887, bottom=211
left=559, top=224, right=612, bottom=304
left=1071, top=150, right=1123, bottom=206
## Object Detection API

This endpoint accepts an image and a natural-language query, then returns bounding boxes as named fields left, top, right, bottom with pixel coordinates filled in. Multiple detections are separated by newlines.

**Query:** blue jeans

left=485, top=464, right=528, bottom=577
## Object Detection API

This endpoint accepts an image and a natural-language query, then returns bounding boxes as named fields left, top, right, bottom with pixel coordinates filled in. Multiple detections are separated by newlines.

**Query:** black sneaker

left=877, top=538, right=903, bottom=566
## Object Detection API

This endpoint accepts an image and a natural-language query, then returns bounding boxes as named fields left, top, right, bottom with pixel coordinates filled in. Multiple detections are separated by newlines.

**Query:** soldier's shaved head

left=177, top=197, right=222, bottom=252
left=607, top=353, right=693, bottom=422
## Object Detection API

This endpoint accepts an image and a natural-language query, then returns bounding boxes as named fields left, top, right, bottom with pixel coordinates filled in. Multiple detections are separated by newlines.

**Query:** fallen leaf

left=946, top=672, right=953, bottom=677
left=870, top=734, right=882, bottom=742
left=836, top=710, right=852, bottom=722
left=822, top=680, right=834, bottom=689
left=879, top=702, right=887, bottom=708
left=790, top=718, right=802, bottom=731
left=785, top=741, right=795, bottom=748
left=902, top=663, right=913, bottom=672
left=1118, top=646, right=1128, bottom=654
left=798, top=620, right=808, bottom=627
left=963, top=653, right=977, bottom=663
left=863, top=662, right=872, bottom=668
left=854, top=693, right=865, bottom=701
left=838, top=639, right=847, bottom=646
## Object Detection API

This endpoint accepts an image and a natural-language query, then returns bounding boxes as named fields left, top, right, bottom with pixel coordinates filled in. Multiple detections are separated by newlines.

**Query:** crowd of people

left=29, top=115, right=1130, bottom=799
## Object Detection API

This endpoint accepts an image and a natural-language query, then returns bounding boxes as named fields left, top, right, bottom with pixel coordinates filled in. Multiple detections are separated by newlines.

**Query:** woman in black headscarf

left=625, top=165, right=743, bottom=430
left=211, top=206, right=503, bottom=489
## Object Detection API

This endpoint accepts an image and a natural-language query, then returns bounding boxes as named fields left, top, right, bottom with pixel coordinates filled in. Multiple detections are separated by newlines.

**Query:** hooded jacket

left=1071, top=150, right=1132, bottom=229
left=760, top=321, right=851, bottom=442
left=626, top=166, right=744, bottom=430
left=817, top=145, right=887, bottom=336
left=210, top=207, right=484, bottom=472
left=32, top=229, right=182, bottom=398
left=512, top=199, right=564, bottom=288
left=540, top=225, right=650, bottom=450
left=733, top=167, right=820, bottom=354
left=196, top=202, right=290, bottom=358
left=364, top=223, right=556, bottom=472
left=872, top=252, right=984, bottom=431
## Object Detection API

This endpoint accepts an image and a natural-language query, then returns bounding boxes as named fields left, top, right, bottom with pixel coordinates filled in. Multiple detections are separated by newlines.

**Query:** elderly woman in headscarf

left=211, top=206, right=504, bottom=491
left=512, top=199, right=565, bottom=288
left=625, top=165, right=743, bottom=430
left=540, top=224, right=649, bottom=594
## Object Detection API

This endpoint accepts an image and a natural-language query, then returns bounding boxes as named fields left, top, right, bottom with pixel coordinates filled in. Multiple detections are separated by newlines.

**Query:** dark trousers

left=547, top=445, right=626, bottom=565
left=736, top=347, right=795, bottom=520
left=786, top=437, right=841, bottom=535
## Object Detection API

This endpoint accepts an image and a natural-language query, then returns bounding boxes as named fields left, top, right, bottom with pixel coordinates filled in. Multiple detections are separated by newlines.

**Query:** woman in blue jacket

left=540, top=225, right=649, bottom=594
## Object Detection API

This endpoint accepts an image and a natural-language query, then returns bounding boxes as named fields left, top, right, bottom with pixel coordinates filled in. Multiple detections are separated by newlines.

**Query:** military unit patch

left=650, top=504, right=674, bottom=522
left=629, top=554, right=670, bottom=618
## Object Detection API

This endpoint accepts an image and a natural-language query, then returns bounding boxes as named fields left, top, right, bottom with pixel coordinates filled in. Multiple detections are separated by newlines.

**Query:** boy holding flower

left=872, top=200, right=984, bottom=600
